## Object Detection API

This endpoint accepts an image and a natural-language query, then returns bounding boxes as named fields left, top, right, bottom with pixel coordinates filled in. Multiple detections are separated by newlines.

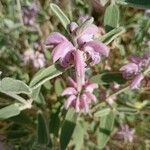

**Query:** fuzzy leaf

left=36, top=111, right=51, bottom=147
left=98, top=27, right=125, bottom=45
left=0, top=103, right=21, bottom=120
left=0, top=77, right=31, bottom=94
left=50, top=3, right=70, bottom=29
left=29, top=64, right=65, bottom=89
left=60, top=109, right=77, bottom=150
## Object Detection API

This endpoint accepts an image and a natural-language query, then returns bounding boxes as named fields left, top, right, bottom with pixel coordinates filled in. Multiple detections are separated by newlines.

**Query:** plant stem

left=16, top=0, right=24, bottom=25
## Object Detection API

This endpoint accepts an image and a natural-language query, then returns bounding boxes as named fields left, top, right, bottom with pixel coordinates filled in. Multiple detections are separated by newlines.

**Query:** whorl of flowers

left=120, top=50, right=150, bottom=89
left=45, top=17, right=110, bottom=112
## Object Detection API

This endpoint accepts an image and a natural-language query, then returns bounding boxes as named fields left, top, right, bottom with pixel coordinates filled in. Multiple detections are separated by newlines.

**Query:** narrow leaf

left=36, top=111, right=50, bottom=146
left=50, top=3, right=70, bottom=29
left=29, top=64, right=65, bottom=89
left=0, top=103, right=21, bottom=120
left=60, top=109, right=77, bottom=150
left=98, top=27, right=125, bottom=45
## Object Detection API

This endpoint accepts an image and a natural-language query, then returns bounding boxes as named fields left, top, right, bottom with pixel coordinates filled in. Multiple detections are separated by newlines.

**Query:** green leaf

left=50, top=3, right=70, bottom=29
left=29, top=64, right=65, bottom=89
left=72, top=122, right=86, bottom=150
left=117, top=0, right=150, bottom=8
left=0, top=103, right=21, bottom=119
left=104, top=4, right=120, bottom=32
left=97, top=111, right=116, bottom=149
left=91, top=71, right=126, bottom=85
left=98, top=27, right=125, bottom=45
left=117, top=106, right=138, bottom=115
left=94, top=108, right=111, bottom=117
left=0, top=77, right=31, bottom=94
left=36, top=111, right=51, bottom=146
left=55, top=79, right=64, bottom=96
left=60, top=109, right=77, bottom=150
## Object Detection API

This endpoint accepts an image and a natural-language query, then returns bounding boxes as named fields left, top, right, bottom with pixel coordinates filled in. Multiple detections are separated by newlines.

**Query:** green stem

left=16, top=0, right=24, bottom=25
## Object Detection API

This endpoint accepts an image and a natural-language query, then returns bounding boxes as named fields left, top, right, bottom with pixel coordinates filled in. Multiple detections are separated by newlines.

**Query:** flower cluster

left=120, top=50, right=150, bottom=89
left=45, top=17, right=109, bottom=112
left=117, top=124, right=135, bottom=142
left=23, top=49, right=45, bottom=68
left=22, top=3, right=38, bottom=26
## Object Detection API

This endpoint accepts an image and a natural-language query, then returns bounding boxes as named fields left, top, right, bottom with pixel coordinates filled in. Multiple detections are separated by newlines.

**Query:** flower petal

left=68, top=77, right=77, bottom=88
left=85, top=83, right=98, bottom=92
left=81, top=94, right=89, bottom=112
left=81, top=24, right=98, bottom=36
left=85, top=92, right=97, bottom=102
left=45, top=32, right=68, bottom=46
left=62, top=87, right=77, bottom=96
left=130, top=73, right=144, bottom=89
left=52, top=41, right=74, bottom=63
left=65, top=95, right=76, bottom=109
left=83, top=41, right=109, bottom=57
left=68, top=22, right=78, bottom=33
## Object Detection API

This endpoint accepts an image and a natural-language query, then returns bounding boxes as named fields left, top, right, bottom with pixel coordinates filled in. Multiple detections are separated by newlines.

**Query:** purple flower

left=120, top=63, right=139, bottom=77
left=23, top=50, right=45, bottom=68
left=120, top=50, right=150, bottom=89
left=45, top=32, right=75, bottom=67
left=117, top=125, right=135, bottom=142
left=83, top=41, right=109, bottom=65
left=22, top=3, right=38, bottom=26
left=62, top=78, right=98, bottom=112
left=130, top=73, right=144, bottom=89
left=45, top=18, right=109, bottom=67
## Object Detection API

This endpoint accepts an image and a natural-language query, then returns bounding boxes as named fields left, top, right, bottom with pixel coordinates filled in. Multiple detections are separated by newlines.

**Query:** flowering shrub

left=0, top=0, right=150, bottom=150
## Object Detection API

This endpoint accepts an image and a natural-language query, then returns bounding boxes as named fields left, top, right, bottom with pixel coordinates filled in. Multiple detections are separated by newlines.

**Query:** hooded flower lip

left=45, top=32, right=68, bottom=47
left=62, top=78, right=98, bottom=112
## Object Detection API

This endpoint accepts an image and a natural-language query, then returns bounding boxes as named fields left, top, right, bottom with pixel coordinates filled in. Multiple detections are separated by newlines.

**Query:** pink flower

left=45, top=18, right=109, bottom=67
left=130, top=73, right=144, bottom=89
left=117, top=125, right=135, bottom=142
left=45, top=32, right=75, bottom=67
left=62, top=78, right=98, bottom=112
left=83, top=41, right=109, bottom=65
left=120, top=63, right=139, bottom=77
left=23, top=50, right=45, bottom=68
